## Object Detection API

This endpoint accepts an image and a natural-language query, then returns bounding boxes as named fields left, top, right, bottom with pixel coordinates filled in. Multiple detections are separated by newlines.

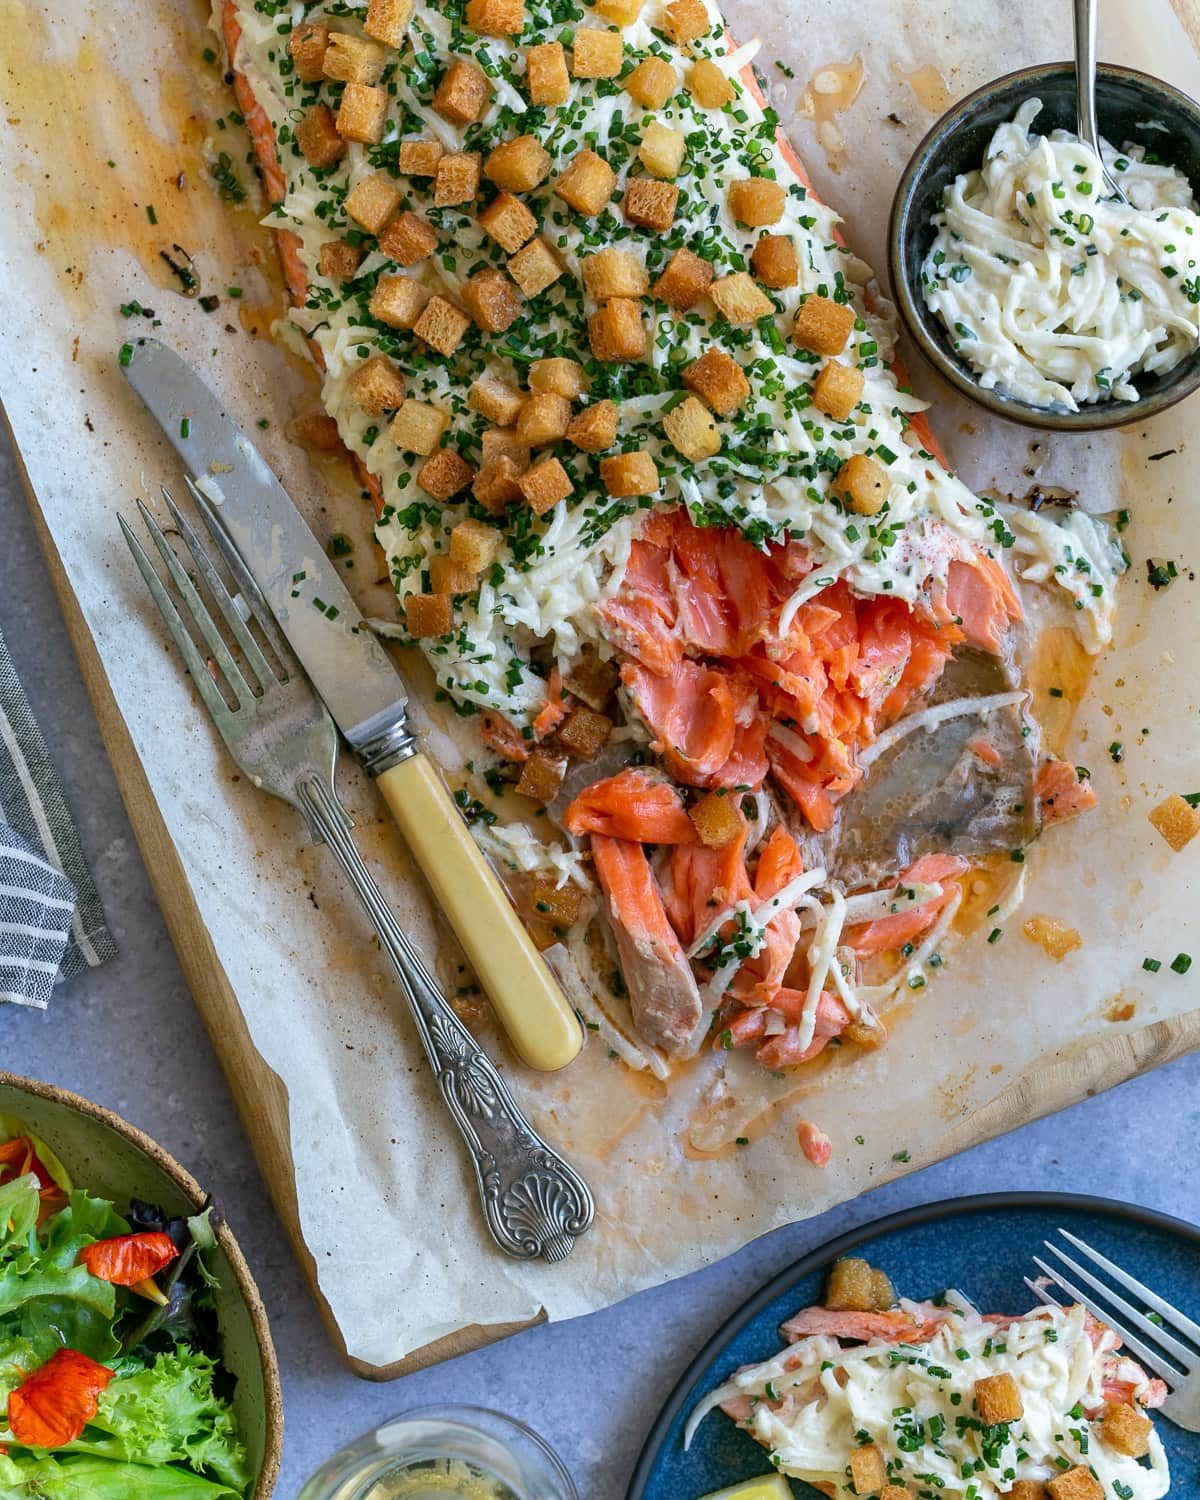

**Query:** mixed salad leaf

left=0, top=1120, right=249, bottom=1498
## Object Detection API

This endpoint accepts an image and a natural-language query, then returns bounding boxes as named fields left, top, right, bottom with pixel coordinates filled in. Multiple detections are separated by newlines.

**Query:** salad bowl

left=0, top=1070, right=281, bottom=1498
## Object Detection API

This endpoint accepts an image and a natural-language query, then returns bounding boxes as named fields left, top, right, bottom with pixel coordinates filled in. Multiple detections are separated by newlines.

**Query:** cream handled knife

left=122, top=338, right=583, bottom=1072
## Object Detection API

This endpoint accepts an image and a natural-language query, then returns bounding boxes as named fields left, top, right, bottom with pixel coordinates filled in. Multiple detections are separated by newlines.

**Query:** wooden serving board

left=11, top=399, right=1200, bottom=1377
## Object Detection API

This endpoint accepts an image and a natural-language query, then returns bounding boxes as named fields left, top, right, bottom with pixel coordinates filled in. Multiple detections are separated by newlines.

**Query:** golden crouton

left=336, top=83, right=389, bottom=145
left=365, top=0, right=414, bottom=46
left=433, top=57, right=493, bottom=124
left=519, top=455, right=573, bottom=514
left=347, top=355, right=405, bottom=417
left=1022, top=914, right=1081, bottom=962
left=625, top=56, right=679, bottom=108
left=295, top=105, right=346, bottom=169
left=870, top=1268, right=896, bottom=1309
left=794, top=293, right=856, bottom=355
left=588, top=298, right=646, bottom=361
left=414, top=295, right=472, bottom=356
left=683, top=348, right=749, bottom=414
left=1007, top=1483, right=1048, bottom=1500
left=572, top=26, right=623, bottom=77
left=833, top=453, right=889, bottom=516
left=690, top=790, right=742, bottom=848
left=377, top=210, right=439, bottom=265
left=417, top=446, right=476, bottom=501
left=429, top=554, right=477, bottom=595
left=288, top=23, right=329, bottom=82
left=600, top=448, right=659, bottom=496
left=344, top=171, right=403, bottom=235
left=525, top=40, right=570, bottom=105
left=529, top=871, right=584, bottom=926
left=752, top=233, right=799, bottom=289
left=478, top=190, right=538, bottom=253
left=389, top=399, right=448, bottom=455
left=555, top=149, right=617, bottom=216
left=689, top=56, right=733, bottom=108
left=974, top=1373, right=1023, bottom=1425
left=369, top=273, right=428, bottom=330
left=463, top=267, right=523, bottom=334
left=565, top=649, right=619, bottom=709
left=323, top=32, right=387, bottom=85
left=434, top=151, right=481, bottom=207
left=1046, top=1469, right=1103, bottom=1500
left=481, top=429, right=530, bottom=468
left=664, top=0, right=710, bottom=43
left=728, top=177, right=787, bottom=227
left=567, top=399, right=618, bottom=452
left=710, top=271, right=773, bottom=324
left=404, top=592, right=453, bottom=638
left=850, top=1444, right=887, bottom=1495
left=1149, top=792, right=1200, bottom=851
left=664, top=395, right=719, bottom=461
left=485, top=134, right=552, bottom=193
left=824, top=1257, right=875, bottom=1311
left=516, top=749, right=567, bottom=802
left=638, top=122, right=686, bottom=180
left=813, top=361, right=865, bottom=422
left=450, top=517, right=503, bottom=572
left=530, top=357, right=588, bottom=399
left=652, top=246, right=713, bottom=310
left=473, top=456, right=525, bottom=513
left=507, top=238, right=563, bottom=297
left=582, top=246, right=648, bottom=300
left=1098, top=1403, right=1152, bottom=1458
left=318, top=239, right=362, bottom=280
left=466, top=0, right=525, bottom=35
left=595, top=0, right=642, bottom=21
left=517, top=391, right=572, bottom=446
left=880, top=1487, right=911, bottom=1500
left=288, top=412, right=343, bottom=452
left=398, top=138, right=444, bottom=176
left=469, top=373, right=525, bottom=426
left=557, top=706, right=613, bottom=759
left=624, top=178, right=679, bottom=232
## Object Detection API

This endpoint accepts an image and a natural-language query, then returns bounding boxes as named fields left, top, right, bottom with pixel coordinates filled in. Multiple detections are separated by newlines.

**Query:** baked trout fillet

left=218, top=0, right=1126, bottom=1082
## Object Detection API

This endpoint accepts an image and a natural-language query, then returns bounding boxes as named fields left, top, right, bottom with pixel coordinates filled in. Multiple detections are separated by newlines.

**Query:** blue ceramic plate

left=629, top=1193, right=1200, bottom=1500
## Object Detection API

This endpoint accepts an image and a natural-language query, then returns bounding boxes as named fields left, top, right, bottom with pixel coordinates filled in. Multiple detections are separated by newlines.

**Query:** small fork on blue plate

left=1029, top=1229, right=1200, bottom=1430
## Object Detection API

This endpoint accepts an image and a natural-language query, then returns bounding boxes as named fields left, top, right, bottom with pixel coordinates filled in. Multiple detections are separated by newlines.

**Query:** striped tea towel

left=0, top=623, right=115, bottom=1008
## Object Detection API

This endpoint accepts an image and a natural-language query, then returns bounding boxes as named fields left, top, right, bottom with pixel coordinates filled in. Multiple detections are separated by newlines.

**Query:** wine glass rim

left=300, top=1402, right=579, bottom=1500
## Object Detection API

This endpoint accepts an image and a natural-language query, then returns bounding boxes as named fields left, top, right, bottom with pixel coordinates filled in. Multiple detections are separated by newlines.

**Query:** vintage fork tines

left=1027, top=1226, right=1200, bottom=1431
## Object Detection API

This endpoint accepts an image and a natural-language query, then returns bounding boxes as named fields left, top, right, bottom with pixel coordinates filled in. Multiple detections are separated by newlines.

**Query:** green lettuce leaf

left=0, top=1191, right=129, bottom=1364
left=0, top=1451, right=241, bottom=1498
left=40, top=1347, right=248, bottom=1492
left=0, top=1179, right=40, bottom=1259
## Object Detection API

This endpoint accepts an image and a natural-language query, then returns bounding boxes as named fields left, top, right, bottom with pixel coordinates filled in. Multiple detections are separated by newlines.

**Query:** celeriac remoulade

left=922, top=98, right=1200, bottom=410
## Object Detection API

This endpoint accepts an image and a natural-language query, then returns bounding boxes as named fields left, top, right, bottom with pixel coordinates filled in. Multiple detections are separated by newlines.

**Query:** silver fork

left=120, top=487, right=594, bottom=1263
left=1028, top=1228, right=1200, bottom=1430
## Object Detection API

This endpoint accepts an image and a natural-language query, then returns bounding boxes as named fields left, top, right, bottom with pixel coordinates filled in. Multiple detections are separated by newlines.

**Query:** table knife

left=121, top=338, right=583, bottom=1072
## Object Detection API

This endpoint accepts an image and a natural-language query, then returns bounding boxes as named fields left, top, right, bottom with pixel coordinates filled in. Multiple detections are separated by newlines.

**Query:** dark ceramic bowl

left=889, top=62, right=1200, bottom=431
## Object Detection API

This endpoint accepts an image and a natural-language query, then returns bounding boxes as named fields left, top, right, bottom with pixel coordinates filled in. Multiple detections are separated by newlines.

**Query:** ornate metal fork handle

left=295, top=772, right=594, bottom=1263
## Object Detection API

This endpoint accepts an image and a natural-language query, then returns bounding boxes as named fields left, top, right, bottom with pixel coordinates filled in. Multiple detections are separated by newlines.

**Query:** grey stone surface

left=1, top=421, right=1198, bottom=1499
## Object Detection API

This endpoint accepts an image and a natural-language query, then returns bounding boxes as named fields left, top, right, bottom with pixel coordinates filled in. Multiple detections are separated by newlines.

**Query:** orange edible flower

left=7, top=1349, right=114, bottom=1448
left=0, top=1137, right=67, bottom=1222
left=79, top=1231, right=179, bottom=1286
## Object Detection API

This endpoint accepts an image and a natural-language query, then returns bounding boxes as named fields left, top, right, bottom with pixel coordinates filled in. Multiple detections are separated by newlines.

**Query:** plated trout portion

left=687, top=1258, right=1169, bottom=1497
left=221, top=0, right=1123, bottom=1079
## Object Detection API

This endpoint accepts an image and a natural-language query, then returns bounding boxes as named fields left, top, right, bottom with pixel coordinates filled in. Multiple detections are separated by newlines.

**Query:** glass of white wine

left=298, top=1405, right=579, bottom=1500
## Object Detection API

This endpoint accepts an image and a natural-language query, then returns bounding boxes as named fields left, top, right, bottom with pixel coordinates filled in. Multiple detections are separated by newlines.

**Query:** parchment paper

left=1, top=0, right=1197, bottom=1369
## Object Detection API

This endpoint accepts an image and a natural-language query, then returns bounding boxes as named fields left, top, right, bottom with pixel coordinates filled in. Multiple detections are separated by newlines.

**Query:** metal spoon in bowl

left=1074, top=0, right=1130, bottom=201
